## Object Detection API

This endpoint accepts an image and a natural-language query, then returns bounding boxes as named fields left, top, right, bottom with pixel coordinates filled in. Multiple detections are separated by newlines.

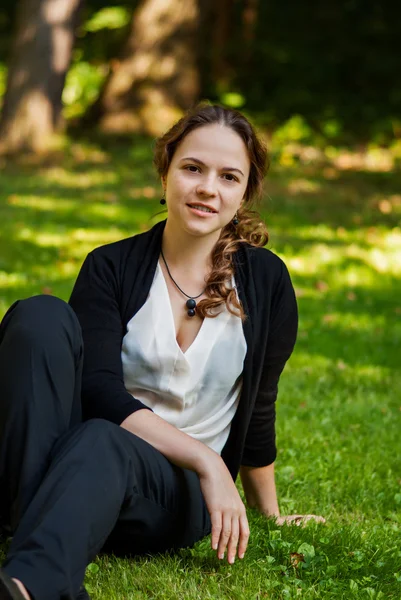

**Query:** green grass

left=0, top=137, right=400, bottom=599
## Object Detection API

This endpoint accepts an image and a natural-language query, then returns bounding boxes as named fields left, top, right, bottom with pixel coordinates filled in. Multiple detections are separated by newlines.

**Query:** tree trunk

left=92, top=0, right=200, bottom=137
left=242, top=0, right=259, bottom=64
left=211, top=0, right=233, bottom=87
left=0, top=0, right=82, bottom=154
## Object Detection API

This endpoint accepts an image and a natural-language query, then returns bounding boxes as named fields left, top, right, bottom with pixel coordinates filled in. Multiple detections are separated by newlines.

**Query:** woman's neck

left=162, top=219, right=220, bottom=272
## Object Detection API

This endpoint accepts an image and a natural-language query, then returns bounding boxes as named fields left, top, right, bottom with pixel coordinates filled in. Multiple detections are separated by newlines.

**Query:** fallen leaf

left=41, top=287, right=53, bottom=295
left=337, top=360, right=346, bottom=370
left=347, top=291, right=356, bottom=301
left=290, top=553, right=305, bottom=568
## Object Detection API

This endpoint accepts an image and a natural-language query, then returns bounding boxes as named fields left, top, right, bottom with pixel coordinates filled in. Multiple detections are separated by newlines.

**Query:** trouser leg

left=3, top=420, right=211, bottom=600
left=0, top=295, right=83, bottom=531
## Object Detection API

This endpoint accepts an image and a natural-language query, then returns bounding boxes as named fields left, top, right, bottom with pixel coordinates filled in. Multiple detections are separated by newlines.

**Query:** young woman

left=0, top=104, right=322, bottom=600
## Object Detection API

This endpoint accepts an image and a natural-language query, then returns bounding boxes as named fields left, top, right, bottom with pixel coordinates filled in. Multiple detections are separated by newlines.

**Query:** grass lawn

left=0, top=137, right=400, bottom=599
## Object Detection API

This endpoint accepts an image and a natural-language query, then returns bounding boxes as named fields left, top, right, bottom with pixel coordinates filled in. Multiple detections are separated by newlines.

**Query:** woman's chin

left=183, top=220, right=222, bottom=238
left=167, top=214, right=222, bottom=238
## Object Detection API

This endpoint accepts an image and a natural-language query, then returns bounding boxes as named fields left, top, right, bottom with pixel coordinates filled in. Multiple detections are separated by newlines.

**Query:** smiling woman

left=0, top=104, right=323, bottom=600
left=153, top=104, right=269, bottom=321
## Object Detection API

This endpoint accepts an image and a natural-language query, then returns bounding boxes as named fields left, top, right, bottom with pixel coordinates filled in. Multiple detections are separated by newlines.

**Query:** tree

left=90, top=0, right=200, bottom=136
left=0, top=0, right=82, bottom=154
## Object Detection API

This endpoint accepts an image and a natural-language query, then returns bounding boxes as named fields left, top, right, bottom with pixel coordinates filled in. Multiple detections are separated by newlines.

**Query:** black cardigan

left=69, top=220, right=298, bottom=481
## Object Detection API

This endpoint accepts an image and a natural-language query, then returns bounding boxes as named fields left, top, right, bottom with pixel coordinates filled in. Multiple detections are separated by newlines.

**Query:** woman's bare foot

left=11, top=580, right=30, bottom=600
left=0, top=570, right=29, bottom=600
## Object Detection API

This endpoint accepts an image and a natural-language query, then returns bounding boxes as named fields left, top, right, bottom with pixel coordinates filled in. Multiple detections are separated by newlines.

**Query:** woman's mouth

left=187, top=203, right=217, bottom=215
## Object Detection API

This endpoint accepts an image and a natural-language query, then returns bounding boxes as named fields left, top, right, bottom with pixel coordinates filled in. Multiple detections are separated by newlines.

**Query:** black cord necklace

left=160, top=249, right=206, bottom=317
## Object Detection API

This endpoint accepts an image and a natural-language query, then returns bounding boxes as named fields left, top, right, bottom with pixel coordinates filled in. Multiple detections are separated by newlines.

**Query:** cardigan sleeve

left=69, top=250, right=153, bottom=424
left=241, top=259, right=298, bottom=467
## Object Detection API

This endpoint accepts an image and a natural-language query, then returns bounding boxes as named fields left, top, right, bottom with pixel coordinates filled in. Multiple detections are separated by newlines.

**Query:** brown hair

left=153, top=103, right=269, bottom=320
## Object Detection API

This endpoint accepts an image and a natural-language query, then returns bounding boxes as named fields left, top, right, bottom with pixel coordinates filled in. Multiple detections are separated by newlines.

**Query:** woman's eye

left=186, top=165, right=199, bottom=173
left=223, top=173, right=238, bottom=182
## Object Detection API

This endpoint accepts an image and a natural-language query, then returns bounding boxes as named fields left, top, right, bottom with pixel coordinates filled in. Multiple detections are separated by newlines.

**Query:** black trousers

left=0, top=296, right=211, bottom=600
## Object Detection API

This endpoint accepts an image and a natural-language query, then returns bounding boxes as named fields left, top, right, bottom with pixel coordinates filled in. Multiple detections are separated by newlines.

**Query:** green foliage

left=83, top=6, right=131, bottom=32
left=61, top=5, right=133, bottom=118
left=63, top=58, right=108, bottom=119
left=219, top=92, right=246, bottom=109
left=0, top=62, right=7, bottom=107
left=0, top=1, right=400, bottom=143
left=0, top=135, right=400, bottom=598
left=272, top=115, right=314, bottom=145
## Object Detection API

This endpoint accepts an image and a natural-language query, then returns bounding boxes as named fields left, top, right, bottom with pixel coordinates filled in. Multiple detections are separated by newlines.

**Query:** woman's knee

left=80, top=418, right=119, bottom=438
left=51, top=419, right=124, bottom=464
left=1, top=295, right=81, bottom=347
left=11, top=295, right=71, bottom=321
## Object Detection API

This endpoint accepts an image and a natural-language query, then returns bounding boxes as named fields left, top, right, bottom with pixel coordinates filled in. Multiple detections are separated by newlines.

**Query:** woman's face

left=162, top=124, right=250, bottom=240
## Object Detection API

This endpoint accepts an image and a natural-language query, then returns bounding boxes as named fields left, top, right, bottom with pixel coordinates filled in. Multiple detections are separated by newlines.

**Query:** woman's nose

left=197, top=176, right=218, bottom=196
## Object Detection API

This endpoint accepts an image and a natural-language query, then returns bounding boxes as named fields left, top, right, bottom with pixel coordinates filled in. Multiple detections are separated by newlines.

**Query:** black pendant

left=186, top=298, right=196, bottom=310
left=187, top=308, right=196, bottom=317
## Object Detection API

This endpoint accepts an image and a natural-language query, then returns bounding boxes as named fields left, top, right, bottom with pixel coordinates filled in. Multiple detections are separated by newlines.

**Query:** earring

left=160, top=197, right=166, bottom=205
left=233, top=212, right=239, bottom=226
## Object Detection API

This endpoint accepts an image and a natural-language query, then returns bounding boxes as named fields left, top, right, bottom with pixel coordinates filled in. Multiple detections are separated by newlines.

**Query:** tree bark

left=0, top=0, right=82, bottom=154
left=91, top=0, right=200, bottom=137
left=211, top=0, right=233, bottom=86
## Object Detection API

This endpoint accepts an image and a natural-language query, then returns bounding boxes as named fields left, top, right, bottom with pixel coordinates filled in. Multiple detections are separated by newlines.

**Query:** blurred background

left=0, top=2, right=401, bottom=597
left=1, top=0, right=401, bottom=151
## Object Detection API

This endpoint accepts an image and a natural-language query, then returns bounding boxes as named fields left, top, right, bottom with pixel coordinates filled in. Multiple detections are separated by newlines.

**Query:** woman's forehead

left=173, top=124, right=250, bottom=170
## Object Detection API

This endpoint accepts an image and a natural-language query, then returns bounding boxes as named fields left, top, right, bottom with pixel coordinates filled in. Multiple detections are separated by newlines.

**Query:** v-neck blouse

left=121, top=262, right=247, bottom=454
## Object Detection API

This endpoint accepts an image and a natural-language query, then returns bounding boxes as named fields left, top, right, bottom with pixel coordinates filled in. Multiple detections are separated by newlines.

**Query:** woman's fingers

left=217, top=512, right=232, bottom=560
left=277, top=514, right=326, bottom=526
left=210, top=511, right=222, bottom=551
left=212, top=508, right=249, bottom=563
left=238, top=512, right=250, bottom=559
left=226, top=517, right=239, bottom=564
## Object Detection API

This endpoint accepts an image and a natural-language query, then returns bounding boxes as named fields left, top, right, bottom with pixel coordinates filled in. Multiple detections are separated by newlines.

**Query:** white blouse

left=121, top=262, right=247, bottom=454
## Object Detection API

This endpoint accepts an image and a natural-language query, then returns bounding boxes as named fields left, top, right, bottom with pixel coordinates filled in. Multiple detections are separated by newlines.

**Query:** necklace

left=160, top=249, right=206, bottom=318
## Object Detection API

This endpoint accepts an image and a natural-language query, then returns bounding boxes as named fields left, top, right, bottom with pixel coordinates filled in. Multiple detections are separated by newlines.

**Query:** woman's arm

left=121, top=409, right=250, bottom=564
left=241, top=257, right=298, bottom=468
left=121, top=409, right=220, bottom=474
left=69, top=250, right=152, bottom=424
left=240, top=463, right=280, bottom=517
left=240, top=464, right=326, bottom=526
left=240, top=463, right=279, bottom=517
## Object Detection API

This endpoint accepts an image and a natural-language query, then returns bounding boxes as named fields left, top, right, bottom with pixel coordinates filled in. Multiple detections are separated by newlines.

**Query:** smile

left=187, top=203, right=217, bottom=214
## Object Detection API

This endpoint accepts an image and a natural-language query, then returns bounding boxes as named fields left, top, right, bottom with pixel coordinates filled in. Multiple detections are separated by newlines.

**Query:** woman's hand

left=121, top=410, right=249, bottom=563
left=198, top=456, right=250, bottom=564
left=276, top=514, right=326, bottom=526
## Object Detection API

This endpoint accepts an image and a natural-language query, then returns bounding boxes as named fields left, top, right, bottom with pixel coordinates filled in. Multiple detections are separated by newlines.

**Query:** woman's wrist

left=240, top=463, right=280, bottom=517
